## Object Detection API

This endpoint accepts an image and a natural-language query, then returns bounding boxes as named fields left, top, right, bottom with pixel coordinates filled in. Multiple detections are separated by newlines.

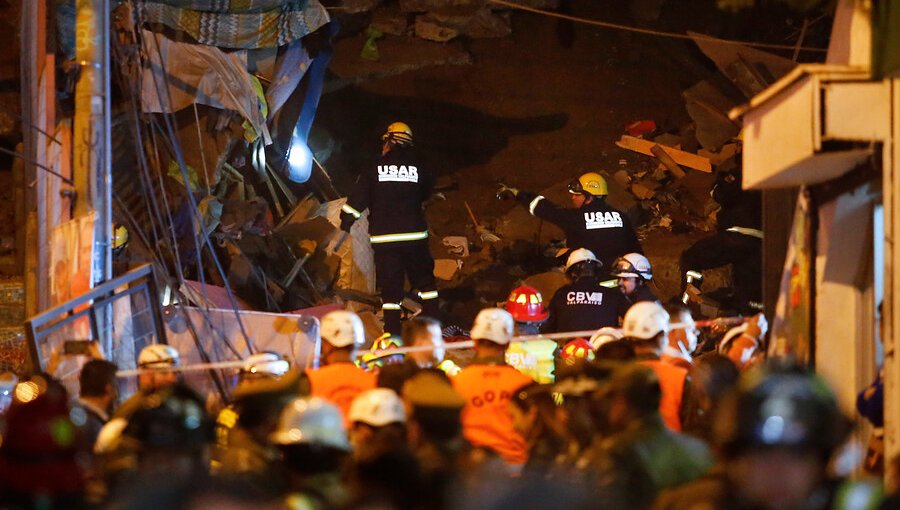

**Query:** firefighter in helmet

left=501, top=172, right=643, bottom=270
left=340, top=122, right=438, bottom=336
left=542, top=249, right=625, bottom=334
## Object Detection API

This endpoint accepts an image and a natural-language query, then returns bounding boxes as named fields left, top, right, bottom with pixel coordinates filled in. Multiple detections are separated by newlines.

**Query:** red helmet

left=560, top=339, right=595, bottom=365
left=505, top=285, right=549, bottom=322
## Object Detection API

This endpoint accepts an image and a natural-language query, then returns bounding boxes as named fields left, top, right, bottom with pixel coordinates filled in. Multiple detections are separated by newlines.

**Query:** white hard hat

left=611, top=253, right=653, bottom=280
left=270, top=396, right=351, bottom=451
left=138, top=344, right=180, bottom=369
left=622, top=301, right=670, bottom=340
left=565, top=248, right=599, bottom=271
left=589, top=327, right=624, bottom=351
left=321, top=310, right=365, bottom=348
left=241, top=352, right=290, bottom=378
left=470, top=308, right=514, bottom=345
left=348, top=388, right=406, bottom=427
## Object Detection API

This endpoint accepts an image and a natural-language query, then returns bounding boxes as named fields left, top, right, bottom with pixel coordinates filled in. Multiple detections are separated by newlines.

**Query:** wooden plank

left=650, top=144, right=686, bottom=178
left=615, top=135, right=712, bottom=173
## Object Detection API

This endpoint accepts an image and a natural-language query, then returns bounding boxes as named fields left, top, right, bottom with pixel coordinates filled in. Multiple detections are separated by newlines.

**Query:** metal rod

left=0, top=147, right=74, bottom=184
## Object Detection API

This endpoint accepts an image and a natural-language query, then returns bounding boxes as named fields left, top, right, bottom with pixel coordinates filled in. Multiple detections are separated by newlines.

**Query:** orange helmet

left=505, top=285, right=549, bottom=322
left=560, top=339, right=595, bottom=365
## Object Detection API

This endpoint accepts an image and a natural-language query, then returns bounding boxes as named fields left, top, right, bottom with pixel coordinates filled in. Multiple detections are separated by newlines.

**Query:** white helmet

left=348, top=388, right=406, bottom=427
left=470, top=308, right=514, bottom=345
left=565, top=248, right=599, bottom=271
left=622, top=301, right=670, bottom=340
left=241, top=352, right=290, bottom=378
left=270, top=396, right=351, bottom=451
left=611, top=253, right=653, bottom=281
left=321, top=310, right=365, bottom=348
left=138, top=344, right=180, bottom=369
left=589, top=327, right=624, bottom=351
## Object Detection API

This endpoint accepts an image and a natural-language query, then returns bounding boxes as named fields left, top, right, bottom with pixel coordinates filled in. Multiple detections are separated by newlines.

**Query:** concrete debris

left=342, top=0, right=384, bottom=14
left=612, top=169, right=632, bottom=188
left=425, top=8, right=512, bottom=38
left=442, top=236, right=470, bottom=257
left=434, top=258, right=463, bottom=280
left=414, top=16, right=460, bottom=42
left=400, top=0, right=483, bottom=15
left=698, top=142, right=741, bottom=167
left=683, top=81, right=741, bottom=150
left=371, top=4, right=410, bottom=35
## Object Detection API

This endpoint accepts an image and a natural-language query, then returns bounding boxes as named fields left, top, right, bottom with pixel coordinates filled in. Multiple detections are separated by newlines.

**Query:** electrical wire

left=488, top=0, right=828, bottom=53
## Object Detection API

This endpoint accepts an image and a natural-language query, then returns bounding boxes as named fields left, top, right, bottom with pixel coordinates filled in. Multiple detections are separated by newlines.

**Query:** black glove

left=339, top=212, right=356, bottom=233
left=516, top=190, right=538, bottom=207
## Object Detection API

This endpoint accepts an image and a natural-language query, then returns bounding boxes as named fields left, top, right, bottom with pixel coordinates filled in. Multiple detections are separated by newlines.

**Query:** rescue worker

left=402, top=371, right=469, bottom=510
left=348, top=388, right=407, bottom=460
left=505, top=284, right=549, bottom=335
left=340, top=122, right=437, bottom=336
left=506, top=284, right=557, bottom=384
left=590, top=363, right=712, bottom=510
left=611, top=252, right=657, bottom=305
left=621, top=301, right=689, bottom=431
left=653, top=364, right=883, bottom=510
left=402, top=316, right=454, bottom=372
left=307, top=310, right=376, bottom=424
left=679, top=165, right=762, bottom=313
left=359, top=334, right=405, bottom=372
left=680, top=353, right=739, bottom=441
left=501, top=172, right=643, bottom=270
left=543, top=249, right=625, bottom=334
left=111, top=343, right=181, bottom=420
left=661, top=303, right=699, bottom=369
left=717, top=313, right=767, bottom=370
left=346, top=388, right=423, bottom=510
left=452, top=308, right=534, bottom=471
left=509, top=383, right=569, bottom=478
left=213, top=352, right=295, bottom=494
left=270, top=397, right=352, bottom=510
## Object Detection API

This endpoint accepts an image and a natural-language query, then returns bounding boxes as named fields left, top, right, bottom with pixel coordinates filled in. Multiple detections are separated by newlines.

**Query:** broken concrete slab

left=442, top=236, right=470, bottom=257
left=615, top=135, right=712, bottom=173
left=688, top=31, right=797, bottom=87
left=371, top=4, right=410, bottom=35
left=698, top=143, right=741, bottom=167
left=426, top=8, right=512, bottom=38
left=415, top=16, right=460, bottom=41
left=684, top=80, right=741, bottom=150
left=328, top=34, right=472, bottom=87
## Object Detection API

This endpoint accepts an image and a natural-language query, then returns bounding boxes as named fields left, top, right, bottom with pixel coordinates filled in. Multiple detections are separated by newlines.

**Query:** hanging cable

left=488, top=0, right=828, bottom=53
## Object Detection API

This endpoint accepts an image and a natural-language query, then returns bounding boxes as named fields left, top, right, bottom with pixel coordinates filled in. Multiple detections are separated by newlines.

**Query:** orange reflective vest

left=307, top=362, right=377, bottom=425
left=452, top=363, right=534, bottom=465
left=640, top=359, right=687, bottom=432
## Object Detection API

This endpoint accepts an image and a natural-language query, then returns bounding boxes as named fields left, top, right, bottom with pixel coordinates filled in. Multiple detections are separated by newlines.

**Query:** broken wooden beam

left=615, top=135, right=712, bottom=173
left=650, top=144, right=686, bottom=178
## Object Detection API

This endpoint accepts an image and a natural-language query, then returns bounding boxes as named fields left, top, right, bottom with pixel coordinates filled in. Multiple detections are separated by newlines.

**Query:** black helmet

left=713, top=363, right=850, bottom=458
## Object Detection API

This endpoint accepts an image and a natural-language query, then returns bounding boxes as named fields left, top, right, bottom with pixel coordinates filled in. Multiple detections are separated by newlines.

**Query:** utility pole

left=73, top=0, right=112, bottom=286
left=21, top=0, right=51, bottom=319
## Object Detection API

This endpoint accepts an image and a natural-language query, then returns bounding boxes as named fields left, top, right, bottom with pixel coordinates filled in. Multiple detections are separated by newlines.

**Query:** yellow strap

left=341, top=203, right=362, bottom=219
left=726, top=226, right=764, bottom=239
left=370, top=231, right=429, bottom=244
left=528, top=195, right=545, bottom=215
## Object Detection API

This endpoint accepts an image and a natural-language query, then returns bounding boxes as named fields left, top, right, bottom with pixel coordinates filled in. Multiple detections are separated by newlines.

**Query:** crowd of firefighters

left=0, top=122, right=894, bottom=509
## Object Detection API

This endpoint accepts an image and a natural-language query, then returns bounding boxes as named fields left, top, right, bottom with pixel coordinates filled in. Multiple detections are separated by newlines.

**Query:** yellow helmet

left=382, top=122, right=414, bottom=146
left=113, top=224, right=129, bottom=252
left=568, top=172, right=608, bottom=196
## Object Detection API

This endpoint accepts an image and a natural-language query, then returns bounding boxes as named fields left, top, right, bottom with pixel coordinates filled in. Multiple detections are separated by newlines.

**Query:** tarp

left=140, top=29, right=272, bottom=144
left=137, top=0, right=330, bottom=49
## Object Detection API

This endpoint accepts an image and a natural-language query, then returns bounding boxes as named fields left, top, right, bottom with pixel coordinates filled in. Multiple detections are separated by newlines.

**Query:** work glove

left=496, top=183, right=519, bottom=200
left=339, top=212, right=356, bottom=233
